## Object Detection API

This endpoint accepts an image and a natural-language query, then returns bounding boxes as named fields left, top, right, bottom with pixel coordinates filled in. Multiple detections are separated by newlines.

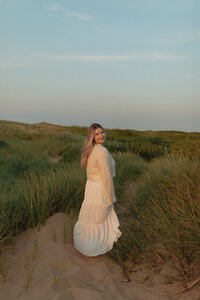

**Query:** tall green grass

left=46, top=132, right=84, bottom=163
left=0, top=125, right=200, bottom=288
left=0, top=162, right=85, bottom=247
left=112, top=152, right=147, bottom=198
left=0, top=133, right=86, bottom=248
left=0, top=141, right=51, bottom=190
left=110, top=155, right=200, bottom=285
left=1, top=120, right=199, bottom=160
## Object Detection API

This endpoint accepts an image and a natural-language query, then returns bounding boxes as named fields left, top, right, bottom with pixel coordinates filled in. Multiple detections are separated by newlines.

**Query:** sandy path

left=0, top=213, right=199, bottom=300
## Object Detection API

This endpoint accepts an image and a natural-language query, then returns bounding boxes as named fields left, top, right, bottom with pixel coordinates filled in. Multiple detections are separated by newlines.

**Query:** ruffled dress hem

left=73, top=219, right=122, bottom=256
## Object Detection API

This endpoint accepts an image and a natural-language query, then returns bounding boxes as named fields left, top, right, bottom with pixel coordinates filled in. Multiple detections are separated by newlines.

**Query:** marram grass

left=0, top=126, right=200, bottom=289
left=109, top=155, right=200, bottom=285
left=0, top=162, right=85, bottom=246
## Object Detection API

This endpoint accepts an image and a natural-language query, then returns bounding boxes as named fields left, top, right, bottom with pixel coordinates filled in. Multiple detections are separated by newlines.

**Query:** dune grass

left=0, top=133, right=86, bottom=248
left=112, top=152, right=147, bottom=197
left=109, top=155, right=200, bottom=286
left=0, top=163, right=85, bottom=246
left=1, top=120, right=200, bottom=160
left=0, top=121, right=199, bottom=289
left=45, top=132, right=84, bottom=159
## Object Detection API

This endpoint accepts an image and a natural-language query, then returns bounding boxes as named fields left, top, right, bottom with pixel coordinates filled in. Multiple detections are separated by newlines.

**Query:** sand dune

left=0, top=213, right=199, bottom=300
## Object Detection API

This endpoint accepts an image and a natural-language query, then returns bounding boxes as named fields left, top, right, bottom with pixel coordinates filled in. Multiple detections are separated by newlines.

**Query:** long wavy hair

left=81, top=123, right=104, bottom=168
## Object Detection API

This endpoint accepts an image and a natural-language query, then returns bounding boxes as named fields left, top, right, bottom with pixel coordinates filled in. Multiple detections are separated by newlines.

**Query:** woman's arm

left=97, top=147, right=117, bottom=206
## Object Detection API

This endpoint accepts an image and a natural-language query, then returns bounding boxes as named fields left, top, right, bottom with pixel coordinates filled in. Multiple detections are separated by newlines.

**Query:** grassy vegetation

left=1, top=120, right=199, bottom=160
left=0, top=120, right=199, bottom=289
left=110, top=155, right=200, bottom=286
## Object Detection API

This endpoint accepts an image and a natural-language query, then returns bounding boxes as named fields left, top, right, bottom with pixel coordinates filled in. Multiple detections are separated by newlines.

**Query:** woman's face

left=94, top=127, right=105, bottom=145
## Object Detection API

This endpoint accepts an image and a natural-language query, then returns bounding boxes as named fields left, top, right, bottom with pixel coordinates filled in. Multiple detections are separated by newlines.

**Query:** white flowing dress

left=73, top=144, right=122, bottom=256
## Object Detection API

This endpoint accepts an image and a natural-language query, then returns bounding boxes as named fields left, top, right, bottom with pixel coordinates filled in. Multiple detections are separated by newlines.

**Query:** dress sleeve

left=96, top=147, right=117, bottom=207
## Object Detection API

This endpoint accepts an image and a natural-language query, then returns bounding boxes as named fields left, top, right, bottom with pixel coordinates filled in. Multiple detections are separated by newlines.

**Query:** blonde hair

left=81, top=123, right=104, bottom=168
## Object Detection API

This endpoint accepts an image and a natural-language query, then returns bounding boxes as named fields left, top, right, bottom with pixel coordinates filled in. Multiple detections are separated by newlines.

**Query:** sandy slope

left=0, top=213, right=199, bottom=300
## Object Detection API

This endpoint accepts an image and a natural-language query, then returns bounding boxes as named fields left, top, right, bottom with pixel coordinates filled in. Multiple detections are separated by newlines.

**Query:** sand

left=0, top=213, right=199, bottom=300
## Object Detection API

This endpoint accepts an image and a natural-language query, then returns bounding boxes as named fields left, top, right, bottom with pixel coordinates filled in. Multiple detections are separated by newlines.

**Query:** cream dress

left=73, top=144, right=122, bottom=256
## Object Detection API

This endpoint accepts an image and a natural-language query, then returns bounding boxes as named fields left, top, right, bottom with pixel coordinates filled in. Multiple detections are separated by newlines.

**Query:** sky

left=1, top=0, right=200, bottom=131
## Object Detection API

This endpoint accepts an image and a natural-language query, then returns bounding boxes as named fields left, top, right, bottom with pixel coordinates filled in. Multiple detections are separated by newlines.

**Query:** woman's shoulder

left=94, top=144, right=109, bottom=156
left=95, top=144, right=107, bottom=151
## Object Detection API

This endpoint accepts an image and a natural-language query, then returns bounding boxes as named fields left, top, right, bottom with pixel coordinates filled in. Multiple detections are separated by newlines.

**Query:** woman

left=73, top=123, right=122, bottom=257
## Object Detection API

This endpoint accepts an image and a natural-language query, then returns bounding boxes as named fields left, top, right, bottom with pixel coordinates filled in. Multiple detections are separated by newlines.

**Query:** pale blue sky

left=1, top=0, right=200, bottom=131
